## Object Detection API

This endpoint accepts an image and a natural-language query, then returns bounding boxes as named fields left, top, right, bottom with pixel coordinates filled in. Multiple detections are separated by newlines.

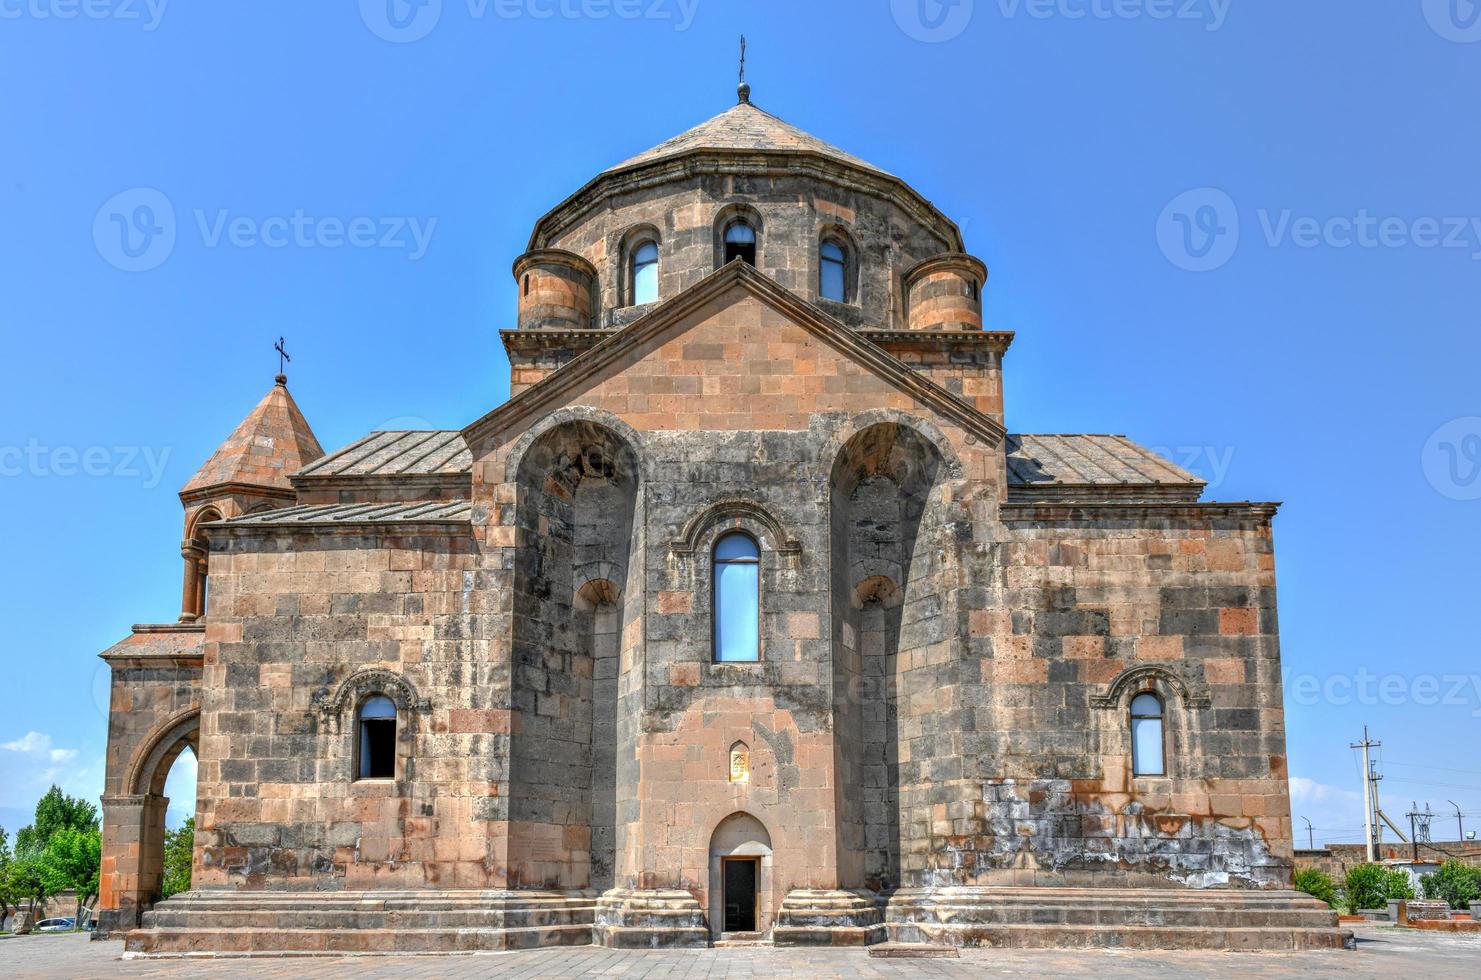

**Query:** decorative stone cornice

left=1091, top=663, right=1212, bottom=710
left=313, top=668, right=431, bottom=723
left=179, top=482, right=298, bottom=507
left=670, top=498, right=802, bottom=558
left=1000, top=501, right=1280, bottom=525
left=529, top=151, right=963, bottom=256
left=859, top=329, right=1015, bottom=354
left=511, top=247, right=599, bottom=282
left=903, top=252, right=989, bottom=290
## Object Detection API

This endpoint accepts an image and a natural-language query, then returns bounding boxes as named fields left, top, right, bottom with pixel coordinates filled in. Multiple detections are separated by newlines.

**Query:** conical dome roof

left=181, top=378, right=323, bottom=497
left=604, top=101, right=893, bottom=178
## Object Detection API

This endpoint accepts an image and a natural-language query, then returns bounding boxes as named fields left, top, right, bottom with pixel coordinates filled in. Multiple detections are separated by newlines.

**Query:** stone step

left=141, top=906, right=595, bottom=930
left=888, top=922, right=1353, bottom=951
left=125, top=923, right=594, bottom=956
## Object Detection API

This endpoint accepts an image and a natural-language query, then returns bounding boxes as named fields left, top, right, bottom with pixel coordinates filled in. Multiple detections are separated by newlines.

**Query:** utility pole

left=1409, top=803, right=1420, bottom=864
left=1351, top=727, right=1381, bottom=862
left=1448, top=800, right=1464, bottom=842
left=1302, top=816, right=1314, bottom=850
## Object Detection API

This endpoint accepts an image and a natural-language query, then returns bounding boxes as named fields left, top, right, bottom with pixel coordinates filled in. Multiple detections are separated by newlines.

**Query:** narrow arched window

left=714, top=532, right=761, bottom=662
left=820, top=239, right=847, bottom=302
left=357, top=695, right=397, bottom=780
left=631, top=240, right=659, bottom=305
left=1130, top=692, right=1165, bottom=776
left=724, top=220, right=757, bottom=266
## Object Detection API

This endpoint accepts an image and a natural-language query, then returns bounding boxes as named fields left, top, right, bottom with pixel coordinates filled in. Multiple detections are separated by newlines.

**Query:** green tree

left=15, top=786, right=98, bottom=854
left=5, top=848, right=52, bottom=916
left=1421, top=860, right=1481, bottom=910
left=1294, top=866, right=1338, bottom=908
left=39, top=827, right=101, bottom=930
left=161, top=818, right=194, bottom=900
left=0, top=827, right=15, bottom=924
left=1344, top=863, right=1416, bottom=913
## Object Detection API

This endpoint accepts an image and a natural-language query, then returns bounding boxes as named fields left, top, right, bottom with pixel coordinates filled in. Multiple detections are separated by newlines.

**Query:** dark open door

left=722, top=858, right=758, bottom=933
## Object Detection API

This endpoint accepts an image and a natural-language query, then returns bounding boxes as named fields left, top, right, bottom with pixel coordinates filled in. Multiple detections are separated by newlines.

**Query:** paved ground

left=2, top=926, right=1478, bottom=979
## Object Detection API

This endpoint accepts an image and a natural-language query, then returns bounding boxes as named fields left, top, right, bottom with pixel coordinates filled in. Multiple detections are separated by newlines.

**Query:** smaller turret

left=175, top=375, right=322, bottom=621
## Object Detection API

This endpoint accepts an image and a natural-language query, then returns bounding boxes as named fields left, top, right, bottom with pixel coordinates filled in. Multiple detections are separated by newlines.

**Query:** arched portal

left=99, top=708, right=200, bottom=935
left=509, top=420, right=642, bottom=890
left=829, top=420, right=947, bottom=892
left=708, top=812, right=773, bottom=938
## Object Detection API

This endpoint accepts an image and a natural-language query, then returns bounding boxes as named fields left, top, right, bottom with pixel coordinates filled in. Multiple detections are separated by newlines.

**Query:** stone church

left=96, top=87, right=1346, bottom=953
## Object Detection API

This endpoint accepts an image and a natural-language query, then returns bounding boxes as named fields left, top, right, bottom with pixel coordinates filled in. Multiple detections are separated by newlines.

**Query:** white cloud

left=2, top=731, right=54, bottom=754
left=1290, top=776, right=1370, bottom=844
left=0, top=731, right=102, bottom=815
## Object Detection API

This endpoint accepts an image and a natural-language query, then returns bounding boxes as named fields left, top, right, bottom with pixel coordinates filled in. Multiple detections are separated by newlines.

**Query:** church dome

left=601, top=101, right=895, bottom=182
left=518, top=96, right=977, bottom=333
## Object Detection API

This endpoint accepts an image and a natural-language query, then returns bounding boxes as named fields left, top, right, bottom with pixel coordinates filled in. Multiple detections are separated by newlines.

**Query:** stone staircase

left=774, top=889, right=886, bottom=946
left=124, top=889, right=596, bottom=955
left=884, top=887, right=1353, bottom=950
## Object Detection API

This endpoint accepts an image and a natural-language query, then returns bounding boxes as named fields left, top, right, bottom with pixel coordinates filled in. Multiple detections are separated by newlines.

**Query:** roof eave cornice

left=526, top=148, right=965, bottom=254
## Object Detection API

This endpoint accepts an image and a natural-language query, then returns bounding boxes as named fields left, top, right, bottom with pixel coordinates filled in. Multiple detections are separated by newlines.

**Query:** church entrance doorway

left=722, top=857, right=759, bottom=933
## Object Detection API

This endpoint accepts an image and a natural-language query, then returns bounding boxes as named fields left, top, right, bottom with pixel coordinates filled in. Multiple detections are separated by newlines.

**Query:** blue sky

left=1, top=2, right=1478, bottom=846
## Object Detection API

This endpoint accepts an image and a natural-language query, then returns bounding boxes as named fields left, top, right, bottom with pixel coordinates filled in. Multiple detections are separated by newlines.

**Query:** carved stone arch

left=712, top=202, right=765, bottom=271
left=502, top=406, right=647, bottom=486
left=574, top=560, right=626, bottom=609
left=314, top=668, right=430, bottom=729
left=821, top=409, right=965, bottom=481
left=1090, top=663, right=1211, bottom=710
left=670, top=498, right=801, bottom=559
left=125, top=706, right=201, bottom=797
left=185, top=506, right=224, bottom=542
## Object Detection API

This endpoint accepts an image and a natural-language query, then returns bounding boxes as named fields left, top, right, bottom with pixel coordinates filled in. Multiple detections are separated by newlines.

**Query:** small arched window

left=357, top=695, right=397, bottom=780
left=724, top=220, right=757, bottom=266
left=713, top=532, right=761, bottom=662
left=523, top=274, right=531, bottom=296
left=1130, top=692, right=1165, bottom=776
left=820, top=239, right=847, bottom=302
left=630, top=240, right=659, bottom=306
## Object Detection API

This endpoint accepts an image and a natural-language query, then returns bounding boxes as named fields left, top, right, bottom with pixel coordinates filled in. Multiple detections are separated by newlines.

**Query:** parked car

left=35, top=918, right=76, bottom=933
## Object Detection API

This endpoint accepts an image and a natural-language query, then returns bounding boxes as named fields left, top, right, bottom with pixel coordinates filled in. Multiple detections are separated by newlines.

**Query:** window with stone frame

left=630, top=239, right=660, bottom=305
left=713, top=531, right=761, bottom=662
left=724, top=220, right=757, bottom=266
left=820, top=238, right=848, bottom=302
left=1130, top=692, right=1166, bottom=776
left=357, top=695, right=398, bottom=780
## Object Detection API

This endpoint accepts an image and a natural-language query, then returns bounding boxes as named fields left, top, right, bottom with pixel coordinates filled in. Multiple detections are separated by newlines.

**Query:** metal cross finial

left=274, top=336, right=291, bottom=382
left=737, top=35, right=751, bottom=104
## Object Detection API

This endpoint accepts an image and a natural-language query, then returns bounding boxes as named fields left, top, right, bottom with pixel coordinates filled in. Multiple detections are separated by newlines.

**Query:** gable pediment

left=465, top=262, right=1005, bottom=450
